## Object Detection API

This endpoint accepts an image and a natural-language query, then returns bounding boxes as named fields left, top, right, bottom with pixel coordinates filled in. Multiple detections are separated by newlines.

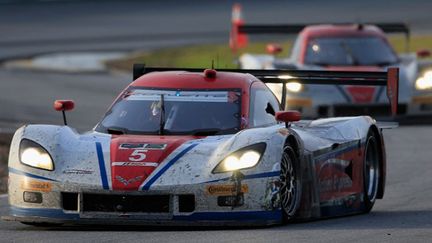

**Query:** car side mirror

left=416, top=49, right=431, bottom=58
left=54, top=100, right=74, bottom=125
left=266, top=43, right=283, bottom=55
left=275, top=111, right=301, bottom=125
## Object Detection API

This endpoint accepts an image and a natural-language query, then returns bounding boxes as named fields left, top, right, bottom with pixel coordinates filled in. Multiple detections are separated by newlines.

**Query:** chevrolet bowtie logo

left=115, top=175, right=144, bottom=186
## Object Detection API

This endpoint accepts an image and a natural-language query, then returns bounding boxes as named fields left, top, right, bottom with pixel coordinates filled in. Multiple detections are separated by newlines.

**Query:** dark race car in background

left=230, top=3, right=432, bottom=118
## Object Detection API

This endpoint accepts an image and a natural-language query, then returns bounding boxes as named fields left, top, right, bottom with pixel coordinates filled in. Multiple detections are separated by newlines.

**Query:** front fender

left=8, top=125, right=112, bottom=189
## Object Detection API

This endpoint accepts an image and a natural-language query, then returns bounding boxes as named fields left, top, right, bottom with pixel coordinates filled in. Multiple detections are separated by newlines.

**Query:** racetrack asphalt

left=0, top=126, right=431, bottom=242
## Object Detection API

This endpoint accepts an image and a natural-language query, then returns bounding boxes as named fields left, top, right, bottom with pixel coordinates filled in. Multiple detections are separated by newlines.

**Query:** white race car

left=3, top=66, right=399, bottom=226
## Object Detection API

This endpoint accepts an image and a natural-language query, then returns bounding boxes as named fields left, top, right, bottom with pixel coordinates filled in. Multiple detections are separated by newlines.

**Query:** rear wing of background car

left=133, top=64, right=400, bottom=116
left=230, top=3, right=410, bottom=52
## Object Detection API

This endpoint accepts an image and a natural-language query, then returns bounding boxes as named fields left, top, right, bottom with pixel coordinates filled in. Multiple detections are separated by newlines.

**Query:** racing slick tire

left=363, top=131, right=380, bottom=213
left=280, top=146, right=302, bottom=222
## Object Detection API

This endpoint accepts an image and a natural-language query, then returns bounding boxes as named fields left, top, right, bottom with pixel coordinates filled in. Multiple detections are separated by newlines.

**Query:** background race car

left=230, top=3, right=432, bottom=118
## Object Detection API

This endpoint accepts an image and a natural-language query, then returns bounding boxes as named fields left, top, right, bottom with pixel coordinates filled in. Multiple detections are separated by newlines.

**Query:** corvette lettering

left=112, top=162, right=158, bottom=167
left=62, top=169, right=94, bottom=175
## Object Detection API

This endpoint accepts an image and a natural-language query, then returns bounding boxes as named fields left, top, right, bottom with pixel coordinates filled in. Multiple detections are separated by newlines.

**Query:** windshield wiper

left=374, top=61, right=397, bottom=67
left=106, top=126, right=128, bottom=135
left=191, top=128, right=223, bottom=136
left=309, top=61, right=331, bottom=67
left=159, top=94, right=166, bottom=135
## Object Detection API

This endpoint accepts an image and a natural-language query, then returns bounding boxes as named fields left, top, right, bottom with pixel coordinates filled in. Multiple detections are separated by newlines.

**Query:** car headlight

left=277, top=75, right=303, bottom=93
left=286, top=82, right=303, bottom=93
left=212, top=143, right=266, bottom=173
left=19, top=139, right=54, bottom=171
left=415, top=70, right=432, bottom=90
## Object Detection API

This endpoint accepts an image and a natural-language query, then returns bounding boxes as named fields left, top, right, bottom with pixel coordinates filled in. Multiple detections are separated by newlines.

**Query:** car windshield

left=96, top=88, right=242, bottom=135
left=304, top=36, right=398, bottom=66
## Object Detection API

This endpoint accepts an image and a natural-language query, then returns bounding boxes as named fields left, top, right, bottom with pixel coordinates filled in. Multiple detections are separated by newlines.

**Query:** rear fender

left=369, top=125, right=386, bottom=199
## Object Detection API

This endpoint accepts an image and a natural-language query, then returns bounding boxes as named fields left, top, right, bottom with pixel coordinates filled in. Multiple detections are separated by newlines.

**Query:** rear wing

left=237, top=23, right=409, bottom=36
left=133, top=64, right=400, bottom=116
left=230, top=4, right=410, bottom=52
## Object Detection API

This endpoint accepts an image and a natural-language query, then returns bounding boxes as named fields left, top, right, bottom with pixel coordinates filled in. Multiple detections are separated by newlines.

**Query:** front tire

left=280, top=146, right=301, bottom=221
left=363, top=132, right=380, bottom=212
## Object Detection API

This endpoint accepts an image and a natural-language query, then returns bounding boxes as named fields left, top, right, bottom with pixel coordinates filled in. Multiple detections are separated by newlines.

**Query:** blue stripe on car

left=141, top=143, right=198, bottom=190
left=10, top=206, right=79, bottom=220
left=375, top=86, right=384, bottom=102
left=336, top=86, right=352, bottom=102
left=10, top=206, right=281, bottom=222
left=8, top=167, right=56, bottom=181
left=96, top=142, right=109, bottom=190
left=314, top=141, right=364, bottom=162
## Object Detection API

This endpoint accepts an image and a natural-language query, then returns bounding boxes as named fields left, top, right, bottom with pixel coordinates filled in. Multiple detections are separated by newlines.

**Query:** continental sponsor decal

left=206, top=184, right=248, bottom=196
left=412, top=95, right=432, bottom=104
left=21, top=180, right=52, bottom=192
left=286, top=98, right=312, bottom=107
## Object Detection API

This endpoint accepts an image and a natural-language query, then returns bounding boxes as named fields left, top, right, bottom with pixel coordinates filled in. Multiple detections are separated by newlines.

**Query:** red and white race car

left=230, top=4, right=432, bottom=118
left=3, top=65, right=399, bottom=226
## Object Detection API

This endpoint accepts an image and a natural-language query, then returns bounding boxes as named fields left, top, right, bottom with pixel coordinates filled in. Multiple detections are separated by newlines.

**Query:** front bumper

left=5, top=171, right=282, bottom=226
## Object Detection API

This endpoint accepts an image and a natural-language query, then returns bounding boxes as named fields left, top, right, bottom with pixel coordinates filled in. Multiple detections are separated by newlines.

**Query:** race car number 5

left=129, top=149, right=147, bottom=161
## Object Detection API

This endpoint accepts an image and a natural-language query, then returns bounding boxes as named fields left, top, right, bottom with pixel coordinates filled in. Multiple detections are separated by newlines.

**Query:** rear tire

left=280, top=146, right=301, bottom=222
left=363, top=132, right=380, bottom=212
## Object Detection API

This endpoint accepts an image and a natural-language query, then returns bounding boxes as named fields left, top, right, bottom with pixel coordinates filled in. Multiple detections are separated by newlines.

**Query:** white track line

left=0, top=194, right=7, bottom=198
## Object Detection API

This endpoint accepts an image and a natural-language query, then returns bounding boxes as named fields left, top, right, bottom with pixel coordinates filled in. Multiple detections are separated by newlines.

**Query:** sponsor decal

left=206, top=184, right=248, bottom=196
left=286, top=98, right=312, bottom=107
left=112, top=162, right=159, bottom=167
left=412, top=95, right=432, bottom=104
left=319, top=177, right=353, bottom=193
left=264, top=179, right=281, bottom=210
left=318, top=158, right=353, bottom=193
left=21, top=180, right=52, bottom=192
left=62, top=169, right=94, bottom=175
left=115, top=175, right=144, bottom=186
left=278, top=128, right=289, bottom=136
left=119, top=143, right=167, bottom=150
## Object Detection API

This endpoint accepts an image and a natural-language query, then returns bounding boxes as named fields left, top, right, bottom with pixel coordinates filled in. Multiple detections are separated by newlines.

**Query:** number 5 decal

left=129, top=149, right=147, bottom=161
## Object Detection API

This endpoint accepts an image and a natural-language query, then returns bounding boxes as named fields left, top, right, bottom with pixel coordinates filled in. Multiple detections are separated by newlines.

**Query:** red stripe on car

left=110, top=135, right=198, bottom=190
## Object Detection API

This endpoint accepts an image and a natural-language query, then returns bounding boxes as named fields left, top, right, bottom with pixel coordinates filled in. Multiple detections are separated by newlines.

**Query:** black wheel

left=363, top=132, right=380, bottom=212
left=280, top=146, right=301, bottom=221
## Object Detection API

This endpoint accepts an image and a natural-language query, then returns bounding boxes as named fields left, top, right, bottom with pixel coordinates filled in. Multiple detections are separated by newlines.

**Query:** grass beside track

left=106, top=35, right=432, bottom=72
